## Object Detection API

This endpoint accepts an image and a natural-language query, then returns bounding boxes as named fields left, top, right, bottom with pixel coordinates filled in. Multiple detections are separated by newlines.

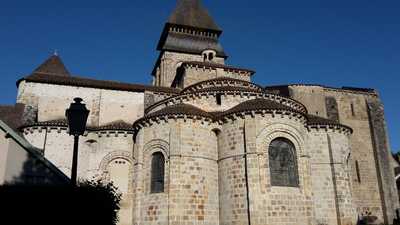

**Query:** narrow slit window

left=351, top=103, right=355, bottom=117
left=151, top=152, right=165, bottom=193
left=216, top=93, right=222, bottom=105
left=355, top=160, right=361, bottom=183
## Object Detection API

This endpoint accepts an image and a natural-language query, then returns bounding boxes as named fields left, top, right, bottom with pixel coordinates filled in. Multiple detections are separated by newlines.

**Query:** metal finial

left=53, top=49, right=58, bottom=56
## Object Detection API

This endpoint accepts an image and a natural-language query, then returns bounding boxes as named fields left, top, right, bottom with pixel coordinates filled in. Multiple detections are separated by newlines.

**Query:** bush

left=0, top=180, right=121, bottom=225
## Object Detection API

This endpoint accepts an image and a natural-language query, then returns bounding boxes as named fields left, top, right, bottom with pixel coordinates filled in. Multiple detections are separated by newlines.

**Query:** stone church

left=4, top=0, right=399, bottom=224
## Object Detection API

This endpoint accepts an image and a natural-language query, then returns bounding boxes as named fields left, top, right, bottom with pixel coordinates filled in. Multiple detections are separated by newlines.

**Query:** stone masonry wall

left=183, top=67, right=251, bottom=88
left=328, top=131, right=355, bottom=225
left=308, top=130, right=341, bottom=225
left=218, top=114, right=313, bottom=225
left=288, top=85, right=399, bottom=223
left=156, top=51, right=225, bottom=87
left=367, top=98, right=400, bottom=223
left=17, top=81, right=145, bottom=126
left=133, top=119, right=219, bottom=225
left=308, top=128, right=354, bottom=225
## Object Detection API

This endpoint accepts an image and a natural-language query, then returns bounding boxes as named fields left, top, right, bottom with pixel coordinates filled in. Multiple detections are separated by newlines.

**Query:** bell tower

left=152, top=0, right=227, bottom=87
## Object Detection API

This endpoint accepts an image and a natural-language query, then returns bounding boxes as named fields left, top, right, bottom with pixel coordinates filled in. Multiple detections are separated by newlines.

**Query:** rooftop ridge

left=17, top=73, right=180, bottom=94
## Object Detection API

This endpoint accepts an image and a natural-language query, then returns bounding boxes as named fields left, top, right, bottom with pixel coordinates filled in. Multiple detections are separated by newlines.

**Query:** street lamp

left=65, top=97, right=90, bottom=186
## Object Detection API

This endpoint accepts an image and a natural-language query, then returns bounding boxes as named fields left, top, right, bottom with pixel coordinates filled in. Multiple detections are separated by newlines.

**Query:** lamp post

left=65, top=98, right=90, bottom=186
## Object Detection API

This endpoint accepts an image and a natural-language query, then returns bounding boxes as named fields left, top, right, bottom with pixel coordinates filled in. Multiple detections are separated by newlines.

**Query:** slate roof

left=20, top=119, right=68, bottom=129
left=18, top=73, right=179, bottom=94
left=168, top=0, right=221, bottom=32
left=154, top=0, right=227, bottom=73
left=33, top=55, right=70, bottom=76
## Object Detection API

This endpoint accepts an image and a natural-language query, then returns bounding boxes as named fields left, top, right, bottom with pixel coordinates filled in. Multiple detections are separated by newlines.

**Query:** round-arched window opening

left=208, top=52, right=214, bottom=61
left=268, top=138, right=299, bottom=187
left=202, top=50, right=216, bottom=62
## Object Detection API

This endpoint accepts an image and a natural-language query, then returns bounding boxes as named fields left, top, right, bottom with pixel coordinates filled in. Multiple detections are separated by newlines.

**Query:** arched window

left=151, top=152, right=165, bottom=193
left=108, top=158, right=130, bottom=193
left=268, top=138, right=299, bottom=187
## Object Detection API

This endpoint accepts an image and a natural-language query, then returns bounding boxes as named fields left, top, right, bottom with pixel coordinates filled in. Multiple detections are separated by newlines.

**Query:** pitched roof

left=33, top=55, right=70, bottom=76
left=168, top=0, right=221, bottom=32
left=307, top=114, right=353, bottom=131
left=93, top=120, right=133, bottom=131
left=18, top=73, right=179, bottom=94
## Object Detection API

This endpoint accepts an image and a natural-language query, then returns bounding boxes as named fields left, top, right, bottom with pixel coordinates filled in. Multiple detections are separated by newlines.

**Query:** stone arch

left=256, top=123, right=306, bottom=190
left=257, top=123, right=305, bottom=155
left=98, top=151, right=134, bottom=193
left=142, top=139, right=170, bottom=194
left=143, top=139, right=169, bottom=160
left=99, top=150, right=134, bottom=172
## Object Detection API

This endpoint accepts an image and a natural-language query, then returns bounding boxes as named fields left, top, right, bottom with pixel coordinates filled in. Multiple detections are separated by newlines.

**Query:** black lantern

left=65, top=97, right=90, bottom=186
left=65, top=98, right=90, bottom=136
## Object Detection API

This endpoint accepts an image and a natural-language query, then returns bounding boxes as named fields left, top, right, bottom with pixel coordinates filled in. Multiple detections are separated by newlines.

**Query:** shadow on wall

left=357, top=210, right=400, bottom=225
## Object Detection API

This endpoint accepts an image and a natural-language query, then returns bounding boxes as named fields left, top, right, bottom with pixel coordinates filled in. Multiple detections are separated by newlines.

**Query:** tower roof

left=33, top=54, right=70, bottom=76
left=168, top=0, right=221, bottom=32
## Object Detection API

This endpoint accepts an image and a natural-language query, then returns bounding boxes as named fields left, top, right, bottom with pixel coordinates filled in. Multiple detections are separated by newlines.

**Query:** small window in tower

left=355, top=160, right=361, bottom=183
left=203, top=53, right=207, bottom=61
left=208, top=52, right=214, bottom=61
left=216, top=93, right=222, bottom=105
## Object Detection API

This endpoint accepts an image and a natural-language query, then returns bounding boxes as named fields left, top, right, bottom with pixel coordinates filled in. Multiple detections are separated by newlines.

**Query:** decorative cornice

left=136, top=99, right=353, bottom=136
left=181, top=77, right=262, bottom=94
left=145, top=90, right=307, bottom=115
left=182, top=61, right=255, bottom=75
left=20, top=119, right=135, bottom=132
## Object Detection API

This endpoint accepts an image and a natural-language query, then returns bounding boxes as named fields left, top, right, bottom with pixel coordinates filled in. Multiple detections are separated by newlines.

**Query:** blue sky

left=0, top=0, right=399, bottom=152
